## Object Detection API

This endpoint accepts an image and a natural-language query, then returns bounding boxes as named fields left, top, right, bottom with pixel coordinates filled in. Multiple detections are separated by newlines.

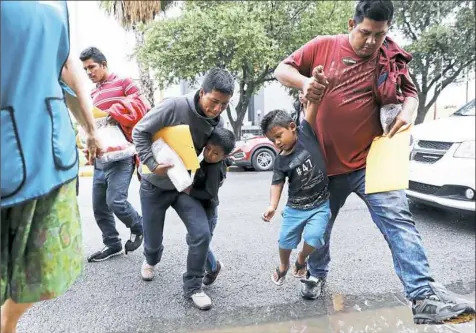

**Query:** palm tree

left=99, top=1, right=175, bottom=107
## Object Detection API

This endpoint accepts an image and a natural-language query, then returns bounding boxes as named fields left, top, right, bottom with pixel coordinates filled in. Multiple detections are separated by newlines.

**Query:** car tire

left=251, top=148, right=275, bottom=171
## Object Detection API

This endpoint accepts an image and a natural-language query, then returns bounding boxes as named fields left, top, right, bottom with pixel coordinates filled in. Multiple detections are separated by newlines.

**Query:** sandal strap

left=275, top=266, right=288, bottom=279
left=294, top=260, right=307, bottom=271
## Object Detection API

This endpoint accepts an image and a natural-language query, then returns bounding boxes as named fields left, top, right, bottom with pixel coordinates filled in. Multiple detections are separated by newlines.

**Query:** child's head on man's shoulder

left=260, top=109, right=297, bottom=153
left=203, top=127, right=236, bottom=164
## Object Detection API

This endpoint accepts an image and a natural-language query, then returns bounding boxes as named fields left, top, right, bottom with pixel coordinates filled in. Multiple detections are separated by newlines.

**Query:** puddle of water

left=196, top=293, right=475, bottom=333
left=197, top=306, right=474, bottom=333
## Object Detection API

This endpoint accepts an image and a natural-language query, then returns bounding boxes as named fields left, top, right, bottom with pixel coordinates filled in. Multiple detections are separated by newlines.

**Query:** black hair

left=208, top=127, right=236, bottom=155
left=201, top=68, right=235, bottom=95
left=79, top=47, right=107, bottom=64
left=260, top=109, right=294, bottom=135
left=354, top=0, right=394, bottom=25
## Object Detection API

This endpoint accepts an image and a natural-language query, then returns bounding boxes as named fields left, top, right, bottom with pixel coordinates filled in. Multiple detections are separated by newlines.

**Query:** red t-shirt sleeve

left=283, top=37, right=323, bottom=78
left=400, top=69, right=418, bottom=98
left=283, top=36, right=337, bottom=79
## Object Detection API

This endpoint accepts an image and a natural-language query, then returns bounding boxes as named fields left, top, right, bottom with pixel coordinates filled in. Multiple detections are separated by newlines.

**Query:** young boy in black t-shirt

left=185, top=127, right=235, bottom=286
left=261, top=66, right=330, bottom=288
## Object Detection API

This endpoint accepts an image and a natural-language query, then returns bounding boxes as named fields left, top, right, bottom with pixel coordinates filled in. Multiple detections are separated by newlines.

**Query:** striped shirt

left=90, top=72, right=150, bottom=142
left=91, top=73, right=140, bottom=111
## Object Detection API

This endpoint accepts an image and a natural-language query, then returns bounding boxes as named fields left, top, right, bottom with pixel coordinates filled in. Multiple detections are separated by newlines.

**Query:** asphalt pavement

left=18, top=170, right=475, bottom=333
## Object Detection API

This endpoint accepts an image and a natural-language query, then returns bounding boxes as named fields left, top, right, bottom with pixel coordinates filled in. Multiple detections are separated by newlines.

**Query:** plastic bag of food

left=79, top=116, right=136, bottom=163
left=151, top=138, right=192, bottom=192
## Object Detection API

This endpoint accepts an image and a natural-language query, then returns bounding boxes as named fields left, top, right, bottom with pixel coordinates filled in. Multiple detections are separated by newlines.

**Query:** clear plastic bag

left=79, top=117, right=136, bottom=163
left=380, top=103, right=402, bottom=135
left=151, top=138, right=192, bottom=192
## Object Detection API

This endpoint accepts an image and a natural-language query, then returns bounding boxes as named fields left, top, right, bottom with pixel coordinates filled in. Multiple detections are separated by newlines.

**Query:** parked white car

left=406, top=99, right=475, bottom=213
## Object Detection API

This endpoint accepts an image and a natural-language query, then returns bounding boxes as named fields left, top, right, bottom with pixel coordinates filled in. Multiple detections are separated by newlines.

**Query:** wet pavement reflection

left=197, top=292, right=475, bottom=333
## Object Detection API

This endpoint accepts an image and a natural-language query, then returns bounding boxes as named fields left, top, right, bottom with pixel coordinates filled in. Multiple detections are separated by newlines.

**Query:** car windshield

left=452, top=99, right=475, bottom=116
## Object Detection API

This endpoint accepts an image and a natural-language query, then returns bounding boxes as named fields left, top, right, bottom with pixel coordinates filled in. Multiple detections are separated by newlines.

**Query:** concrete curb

left=78, top=166, right=94, bottom=177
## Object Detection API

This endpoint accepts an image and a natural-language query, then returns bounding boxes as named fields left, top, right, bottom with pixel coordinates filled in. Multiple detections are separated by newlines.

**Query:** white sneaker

left=141, top=260, right=155, bottom=281
left=190, top=291, right=212, bottom=310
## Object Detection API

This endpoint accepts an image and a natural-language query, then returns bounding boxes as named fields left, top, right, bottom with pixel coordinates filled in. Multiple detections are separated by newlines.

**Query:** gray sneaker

left=141, top=260, right=155, bottom=281
left=300, top=272, right=326, bottom=300
left=412, top=295, right=468, bottom=324
left=190, top=291, right=212, bottom=310
left=413, top=282, right=475, bottom=324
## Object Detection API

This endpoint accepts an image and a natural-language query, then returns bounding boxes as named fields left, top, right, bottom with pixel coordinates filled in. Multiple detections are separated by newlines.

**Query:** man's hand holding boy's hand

left=262, top=205, right=277, bottom=222
left=303, top=65, right=328, bottom=104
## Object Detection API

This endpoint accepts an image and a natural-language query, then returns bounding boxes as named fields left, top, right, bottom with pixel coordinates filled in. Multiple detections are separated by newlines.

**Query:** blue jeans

left=139, top=179, right=211, bottom=296
left=307, top=168, right=434, bottom=300
left=187, top=206, right=218, bottom=273
left=93, top=158, right=142, bottom=249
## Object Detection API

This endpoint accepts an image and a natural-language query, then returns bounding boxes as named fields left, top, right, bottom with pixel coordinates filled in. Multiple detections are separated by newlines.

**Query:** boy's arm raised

left=304, top=66, right=327, bottom=132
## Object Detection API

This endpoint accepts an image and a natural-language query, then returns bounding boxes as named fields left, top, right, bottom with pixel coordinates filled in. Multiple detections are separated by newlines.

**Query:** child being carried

left=185, top=127, right=236, bottom=286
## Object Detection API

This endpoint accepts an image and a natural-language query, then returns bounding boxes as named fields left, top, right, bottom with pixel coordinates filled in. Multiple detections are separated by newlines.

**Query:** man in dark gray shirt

left=132, top=68, right=234, bottom=310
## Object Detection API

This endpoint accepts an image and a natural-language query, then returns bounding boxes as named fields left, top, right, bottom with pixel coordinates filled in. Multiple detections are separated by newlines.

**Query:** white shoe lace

left=308, top=276, right=319, bottom=283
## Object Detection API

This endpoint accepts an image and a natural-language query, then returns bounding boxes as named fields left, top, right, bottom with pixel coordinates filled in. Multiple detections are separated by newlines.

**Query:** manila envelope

left=365, top=125, right=412, bottom=194
left=141, top=125, right=200, bottom=174
left=62, top=84, right=108, bottom=118
left=92, top=106, right=108, bottom=118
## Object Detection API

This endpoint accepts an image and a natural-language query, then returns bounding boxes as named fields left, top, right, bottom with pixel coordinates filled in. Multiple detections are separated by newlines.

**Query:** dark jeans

left=139, top=179, right=211, bottom=296
left=186, top=206, right=218, bottom=273
left=307, top=168, right=434, bottom=300
left=93, top=158, right=142, bottom=249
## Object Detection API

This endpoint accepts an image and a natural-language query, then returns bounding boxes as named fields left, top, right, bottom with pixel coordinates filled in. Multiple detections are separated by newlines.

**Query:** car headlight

left=454, top=141, right=475, bottom=159
left=231, top=150, right=246, bottom=160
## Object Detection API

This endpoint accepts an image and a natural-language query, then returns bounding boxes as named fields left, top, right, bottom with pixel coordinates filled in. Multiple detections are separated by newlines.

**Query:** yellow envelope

left=365, top=125, right=412, bottom=194
left=63, top=86, right=108, bottom=119
left=141, top=125, right=199, bottom=174
left=92, top=106, right=108, bottom=118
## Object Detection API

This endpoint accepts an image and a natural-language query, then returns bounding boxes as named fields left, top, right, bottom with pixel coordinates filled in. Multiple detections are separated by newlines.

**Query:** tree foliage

left=393, top=0, right=475, bottom=124
left=99, top=1, right=174, bottom=29
left=99, top=1, right=176, bottom=106
left=137, top=0, right=352, bottom=138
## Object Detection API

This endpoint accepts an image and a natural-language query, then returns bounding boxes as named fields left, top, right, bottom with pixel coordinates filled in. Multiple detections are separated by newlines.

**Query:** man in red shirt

left=275, top=0, right=473, bottom=324
left=80, top=47, right=150, bottom=262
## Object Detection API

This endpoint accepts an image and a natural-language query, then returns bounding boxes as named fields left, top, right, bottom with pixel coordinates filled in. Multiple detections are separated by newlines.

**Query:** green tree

left=137, top=0, right=352, bottom=138
left=393, top=0, right=475, bottom=124
left=99, top=0, right=175, bottom=107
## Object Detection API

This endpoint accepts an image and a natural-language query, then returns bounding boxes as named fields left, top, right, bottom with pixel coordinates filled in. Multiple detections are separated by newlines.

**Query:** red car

left=229, top=136, right=279, bottom=171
